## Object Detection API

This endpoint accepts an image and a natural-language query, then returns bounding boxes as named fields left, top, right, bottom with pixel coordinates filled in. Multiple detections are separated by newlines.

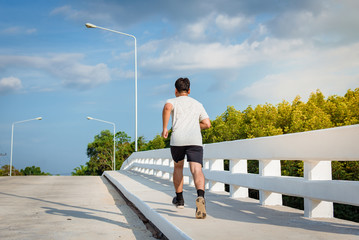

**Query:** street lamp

left=10, top=117, right=42, bottom=176
left=87, top=116, right=116, bottom=170
left=85, top=22, right=138, bottom=152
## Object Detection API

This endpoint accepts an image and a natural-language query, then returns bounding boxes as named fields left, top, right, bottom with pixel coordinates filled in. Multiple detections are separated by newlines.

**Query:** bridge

left=110, top=124, right=359, bottom=239
left=1, top=125, right=359, bottom=239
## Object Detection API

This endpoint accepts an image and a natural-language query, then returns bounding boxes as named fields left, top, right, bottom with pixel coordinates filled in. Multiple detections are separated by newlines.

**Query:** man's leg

left=189, top=162, right=205, bottom=191
left=189, top=161, right=207, bottom=219
left=172, top=160, right=185, bottom=208
left=173, top=160, right=184, bottom=193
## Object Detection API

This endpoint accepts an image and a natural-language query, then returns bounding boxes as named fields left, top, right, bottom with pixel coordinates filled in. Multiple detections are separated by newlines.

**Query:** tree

left=20, top=166, right=50, bottom=176
left=85, top=130, right=136, bottom=175
left=243, top=104, right=283, bottom=138
left=0, top=165, right=22, bottom=176
left=144, top=135, right=166, bottom=150
left=277, top=100, right=293, bottom=134
left=203, top=106, right=246, bottom=143
left=288, top=92, right=333, bottom=133
left=86, top=130, right=115, bottom=175
left=72, top=165, right=89, bottom=176
left=343, top=88, right=359, bottom=125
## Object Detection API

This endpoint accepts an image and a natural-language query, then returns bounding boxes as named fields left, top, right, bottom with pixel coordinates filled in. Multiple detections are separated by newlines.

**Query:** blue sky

left=0, top=0, right=358, bottom=175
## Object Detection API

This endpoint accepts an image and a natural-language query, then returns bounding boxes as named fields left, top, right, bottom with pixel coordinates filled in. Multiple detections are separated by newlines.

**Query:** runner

left=162, top=77, right=211, bottom=219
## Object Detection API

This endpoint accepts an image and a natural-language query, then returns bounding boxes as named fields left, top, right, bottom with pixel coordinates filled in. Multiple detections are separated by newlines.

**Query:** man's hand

left=200, top=118, right=211, bottom=130
left=162, top=128, right=169, bottom=139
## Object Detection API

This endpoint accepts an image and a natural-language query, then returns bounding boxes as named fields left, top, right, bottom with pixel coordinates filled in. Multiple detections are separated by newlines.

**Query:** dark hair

left=175, top=77, right=190, bottom=92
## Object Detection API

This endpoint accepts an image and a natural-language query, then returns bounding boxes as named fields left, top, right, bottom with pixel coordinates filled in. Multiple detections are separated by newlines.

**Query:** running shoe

left=172, top=196, right=184, bottom=209
left=195, top=196, right=206, bottom=219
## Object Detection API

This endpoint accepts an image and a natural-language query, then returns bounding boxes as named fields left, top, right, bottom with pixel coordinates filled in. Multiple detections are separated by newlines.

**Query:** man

left=162, top=77, right=211, bottom=219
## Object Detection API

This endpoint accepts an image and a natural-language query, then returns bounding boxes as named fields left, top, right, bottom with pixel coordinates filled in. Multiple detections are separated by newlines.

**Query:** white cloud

left=60, top=62, right=111, bottom=89
left=0, top=77, right=22, bottom=94
left=237, top=42, right=359, bottom=103
left=2, top=27, right=21, bottom=34
left=1, top=26, right=37, bottom=35
left=50, top=5, right=111, bottom=23
left=0, top=54, right=112, bottom=90
left=140, top=36, right=306, bottom=73
left=183, top=21, right=207, bottom=41
left=266, top=1, right=359, bottom=44
left=50, top=5, right=82, bottom=20
left=26, top=28, right=37, bottom=34
left=215, top=14, right=252, bottom=33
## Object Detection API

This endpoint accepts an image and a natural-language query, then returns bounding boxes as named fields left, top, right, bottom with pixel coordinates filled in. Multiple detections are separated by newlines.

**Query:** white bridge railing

left=121, top=124, right=359, bottom=218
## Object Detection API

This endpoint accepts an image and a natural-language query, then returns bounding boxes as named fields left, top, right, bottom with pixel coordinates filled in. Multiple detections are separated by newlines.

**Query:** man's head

left=175, top=77, right=190, bottom=93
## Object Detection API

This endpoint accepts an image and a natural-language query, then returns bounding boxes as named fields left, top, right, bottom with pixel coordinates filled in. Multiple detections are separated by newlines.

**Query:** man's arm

left=162, top=103, right=172, bottom=138
left=200, top=118, right=211, bottom=130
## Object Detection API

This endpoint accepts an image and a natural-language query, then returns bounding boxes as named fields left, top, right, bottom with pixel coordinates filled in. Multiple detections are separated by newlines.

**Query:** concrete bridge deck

left=104, top=170, right=359, bottom=240
left=1, top=173, right=359, bottom=240
left=0, top=176, right=155, bottom=240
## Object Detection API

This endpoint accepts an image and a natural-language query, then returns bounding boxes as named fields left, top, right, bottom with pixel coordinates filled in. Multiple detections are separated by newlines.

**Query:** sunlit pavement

left=0, top=176, right=155, bottom=240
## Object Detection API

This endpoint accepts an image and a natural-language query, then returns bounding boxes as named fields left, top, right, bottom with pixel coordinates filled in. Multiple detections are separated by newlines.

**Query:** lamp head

left=85, top=23, right=97, bottom=28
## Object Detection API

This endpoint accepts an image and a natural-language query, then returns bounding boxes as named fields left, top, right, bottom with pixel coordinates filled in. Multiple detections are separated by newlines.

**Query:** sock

left=197, top=189, right=205, bottom=198
left=176, top=191, right=183, bottom=200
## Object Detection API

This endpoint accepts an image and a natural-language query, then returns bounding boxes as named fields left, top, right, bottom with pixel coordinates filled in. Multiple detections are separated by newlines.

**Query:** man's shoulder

left=166, top=97, right=176, bottom=104
left=166, top=96, right=203, bottom=106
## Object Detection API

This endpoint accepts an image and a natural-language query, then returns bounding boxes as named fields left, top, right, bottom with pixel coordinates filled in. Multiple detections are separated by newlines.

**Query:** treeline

left=0, top=165, right=51, bottom=176
left=200, top=88, right=359, bottom=182
left=202, top=88, right=358, bottom=143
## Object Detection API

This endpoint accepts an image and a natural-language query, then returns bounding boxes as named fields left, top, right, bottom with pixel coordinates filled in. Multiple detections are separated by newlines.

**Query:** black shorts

left=170, top=145, right=203, bottom=166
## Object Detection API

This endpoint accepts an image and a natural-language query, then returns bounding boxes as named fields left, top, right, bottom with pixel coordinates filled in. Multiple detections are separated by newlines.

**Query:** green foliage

left=248, top=160, right=259, bottom=174
left=334, top=203, right=359, bottom=222
left=281, top=161, right=303, bottom=177
left=75, top=130, right=158, bottom=176
left=20, top=166, right=50, bottom=176
left=0, top=165, right=21, bottom=176
left=86, top=130, right=115, bottom=175
left=332, top=161, right=359, bottom=181
left=0, top=165, right=50, bottom=176
left=203, top=88, right=358, bottom=142
left=243, top=104, right=283, bottom=138
left=144, top=135, right=166, bottom=150
left=71, top=165, right=89, bottom=176
left=202, top=106, right=246, bottom=143
left=83, top=130, right=135, bottom=175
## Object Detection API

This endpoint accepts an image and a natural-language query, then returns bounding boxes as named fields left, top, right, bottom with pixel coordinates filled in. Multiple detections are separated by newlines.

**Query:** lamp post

left=85, top=23, right=138, bottom=152
left=87, top=116, right=116, bottom=170
left=10, top=117, right=42, bottom=176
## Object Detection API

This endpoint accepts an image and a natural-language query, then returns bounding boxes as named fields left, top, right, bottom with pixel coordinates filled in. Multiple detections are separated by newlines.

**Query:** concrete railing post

left=169, top=160, right=174, bottom=181
left=259, top=160, right=282, bottom=206
left=144, top=158, right=150, bottom=174
left=155, top=158, right=163, bottom=177
left=209, top=159, right=224, bottom=192
left=304, top=161, right=333, bottom=218
left=140, top=158, right=145, bottom=173
left=204, top=159, right=210, bottom=190
left=230, top=159, right=248, bottom=198
left=149, top=158, right=154, bottom=175
left=162, top=158, right=170, bottom=180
